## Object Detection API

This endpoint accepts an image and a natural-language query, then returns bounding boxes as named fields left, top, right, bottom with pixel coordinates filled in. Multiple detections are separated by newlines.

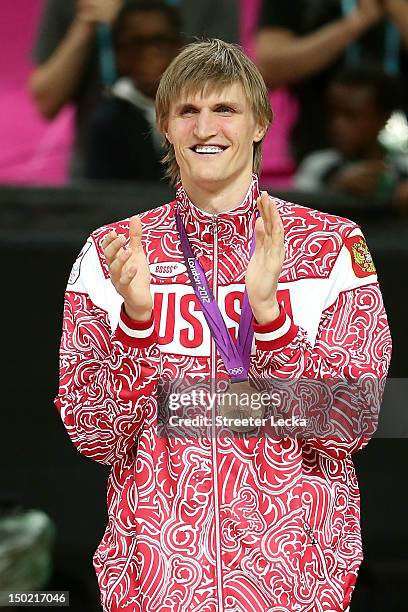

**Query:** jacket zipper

left=303, top=521, right=318, bottom=546
left=210, top=214, right=224, bottom=610
left=303, top=521, right=343, bottom=601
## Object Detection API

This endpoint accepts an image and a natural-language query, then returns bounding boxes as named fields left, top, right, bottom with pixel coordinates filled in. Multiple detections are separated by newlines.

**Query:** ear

left=253, top=124, right=267, bottom=143
left=158, top=118, right=171, bottom=143
left=164, top=129, right=173, bottom=144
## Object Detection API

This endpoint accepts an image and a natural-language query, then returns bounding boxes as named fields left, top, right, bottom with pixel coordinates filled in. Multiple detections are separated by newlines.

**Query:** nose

left=193, top=109, right=218, bottom=140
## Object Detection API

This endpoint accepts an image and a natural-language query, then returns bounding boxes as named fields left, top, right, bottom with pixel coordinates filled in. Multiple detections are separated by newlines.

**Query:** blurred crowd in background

left=1, top=4, right=407, bottom=608
left=1, top=0, right=408, bottom=212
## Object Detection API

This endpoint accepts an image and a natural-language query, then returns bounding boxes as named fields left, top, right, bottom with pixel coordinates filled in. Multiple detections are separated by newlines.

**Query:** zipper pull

left=303, top=522, right=318, bottom=546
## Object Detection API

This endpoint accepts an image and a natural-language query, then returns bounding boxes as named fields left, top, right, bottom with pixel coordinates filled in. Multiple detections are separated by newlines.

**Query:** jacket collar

left=174, top=174, right=261, bottom=252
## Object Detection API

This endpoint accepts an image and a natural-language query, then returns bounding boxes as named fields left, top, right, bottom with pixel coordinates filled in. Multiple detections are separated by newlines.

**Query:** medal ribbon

left=175, top=211, right=257, bottom=383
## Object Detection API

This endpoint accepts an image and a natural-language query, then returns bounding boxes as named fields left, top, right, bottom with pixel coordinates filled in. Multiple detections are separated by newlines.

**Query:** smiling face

left=164, top=82, right=265, bottom=194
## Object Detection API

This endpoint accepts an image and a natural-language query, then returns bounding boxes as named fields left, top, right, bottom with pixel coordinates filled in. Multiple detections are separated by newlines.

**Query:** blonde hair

left=156, top=39, right=273, bottom=184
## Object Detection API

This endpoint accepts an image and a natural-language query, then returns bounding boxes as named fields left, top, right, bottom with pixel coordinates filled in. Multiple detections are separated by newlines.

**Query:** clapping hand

left=245, top=192, right=284, bottom=325
left=103, top=216, right=153, bottom=322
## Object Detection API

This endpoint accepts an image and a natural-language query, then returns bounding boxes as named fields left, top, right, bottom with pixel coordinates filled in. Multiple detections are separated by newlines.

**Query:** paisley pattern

left=55, top=175, right=391, bottom=611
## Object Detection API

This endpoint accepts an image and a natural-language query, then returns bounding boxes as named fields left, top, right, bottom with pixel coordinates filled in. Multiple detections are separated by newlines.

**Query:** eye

left=180, top=106, right=197, bottom=116
left=215, top=105, right=235, bottom=114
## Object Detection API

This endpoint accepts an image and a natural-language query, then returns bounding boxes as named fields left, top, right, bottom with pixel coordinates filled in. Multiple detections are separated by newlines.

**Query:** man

left=255, top=0, right=408, bottom=161
left=56, top=39, right=391, bottom=611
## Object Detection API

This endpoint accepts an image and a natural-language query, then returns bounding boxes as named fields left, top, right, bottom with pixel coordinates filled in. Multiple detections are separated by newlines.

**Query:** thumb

left=253, top=216, right=265, bottom=250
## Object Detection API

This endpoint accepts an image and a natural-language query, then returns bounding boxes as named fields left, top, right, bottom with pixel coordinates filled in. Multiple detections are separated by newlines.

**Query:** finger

left=102, top=230, right=117, bottom=250
left=265, top=194, right=284, bottom=241
left=129, top=215, right=143, bottom=252
left=253, top=216, right=266, bottom=249
left=256, top=193, right=282, bottom=244
left=119, top=259, right=138, bottom=286
left=109, top=246, right=132, bottom=278
left=256, top=194, right=272, bottom=238
left=257, top=192, right=273, bottom=235
left=260, top=191, right=274, bottom=236
left=256, top=194, right=264, bottom=218
left=104, top=234, right=126, bottom=263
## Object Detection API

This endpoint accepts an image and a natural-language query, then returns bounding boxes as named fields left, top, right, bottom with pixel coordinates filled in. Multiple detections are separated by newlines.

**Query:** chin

left=190, top=168, right=226, bottom=184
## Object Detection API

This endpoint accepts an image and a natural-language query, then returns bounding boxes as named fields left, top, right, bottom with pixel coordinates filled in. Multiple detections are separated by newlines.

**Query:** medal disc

left=220, top=379, right=265, bottom=433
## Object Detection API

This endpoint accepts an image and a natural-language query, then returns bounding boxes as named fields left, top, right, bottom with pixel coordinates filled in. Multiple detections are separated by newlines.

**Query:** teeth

left=194, top=146, right=224, bottom=154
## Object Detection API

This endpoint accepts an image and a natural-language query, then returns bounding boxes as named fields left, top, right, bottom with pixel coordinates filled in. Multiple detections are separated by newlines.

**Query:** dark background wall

left=1, top=183, right=407, bottom=611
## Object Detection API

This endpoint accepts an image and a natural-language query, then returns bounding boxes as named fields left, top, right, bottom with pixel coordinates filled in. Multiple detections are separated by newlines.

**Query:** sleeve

left=84, top=103, right=124, bottom=180
left=32, top=0, right=71, bottom=64
left=54, top=235, right=160, bottom=465
left=258, top=0, right=302, bottom=32
left=295, top=151, right=339, bottom=191
left=249, top=227, right=392, bottom=460
left=84, top=101, right=137, bottom=181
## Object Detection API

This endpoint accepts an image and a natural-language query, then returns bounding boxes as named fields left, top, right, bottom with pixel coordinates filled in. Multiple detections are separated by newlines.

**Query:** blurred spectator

left=84, top=1, right=181, bottom=182
left=30, top=0, right=123, bottom=179
left=255, top=0, right=408, bottom=163
left=295, top=66, right=408, bottom=203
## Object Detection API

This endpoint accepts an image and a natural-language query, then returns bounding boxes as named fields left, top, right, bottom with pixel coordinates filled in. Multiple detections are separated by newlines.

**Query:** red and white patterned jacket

left=56, top=175, right=391, bottom=611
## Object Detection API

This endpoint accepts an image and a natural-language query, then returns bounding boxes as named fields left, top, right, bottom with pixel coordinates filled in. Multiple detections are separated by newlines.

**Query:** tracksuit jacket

left=56, top=175, right=391, bottom=611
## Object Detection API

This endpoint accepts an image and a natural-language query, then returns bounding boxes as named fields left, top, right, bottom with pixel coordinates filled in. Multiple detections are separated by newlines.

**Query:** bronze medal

left=219, top=379, right=265, bottom=433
